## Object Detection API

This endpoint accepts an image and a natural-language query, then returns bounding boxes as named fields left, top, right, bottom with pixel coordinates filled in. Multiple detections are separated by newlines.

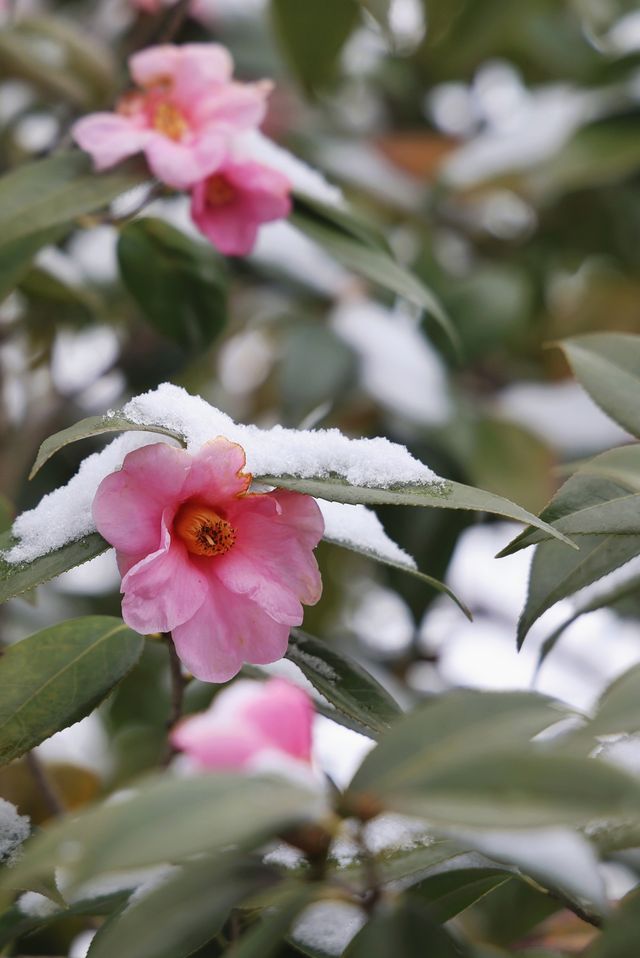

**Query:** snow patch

left=16, top=892, right=60, bottom=919
left=0, top=798, right=30, bottom=866
left=5, top=384, right=441, bottom=565
left=292, top=901, right=366, bottom=957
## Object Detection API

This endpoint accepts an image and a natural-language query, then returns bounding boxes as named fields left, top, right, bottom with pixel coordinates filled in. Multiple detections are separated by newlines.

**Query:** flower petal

left=171, top=575, right=291, bottom=682
left=242, top=679, right=313, bottom=763
left=144, top=132, right=225, bottom=189
left=191, top=188, right=259, bottom=256
left=72, top=113, right=149, bottom=170
left=193, top=81, right=270, bottom=131
left=121, top=513, right=207, bottom=634
left=172, top=44, right=234, bottom=103
left=92, top=443, right=191, bottom=558
left=216, top=490, right=324, bottom=620
left=181, top=436, right=251, bottom=506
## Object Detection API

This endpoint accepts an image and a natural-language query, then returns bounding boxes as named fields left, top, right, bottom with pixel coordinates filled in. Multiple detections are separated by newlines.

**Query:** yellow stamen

left=153, top=101, right=188, bottom=141
left=174, top=502, right=236, bottom=557
left=205, top=173, right=237, bottom=208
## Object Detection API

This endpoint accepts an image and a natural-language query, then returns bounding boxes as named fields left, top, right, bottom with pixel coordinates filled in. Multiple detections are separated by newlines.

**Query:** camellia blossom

left=191, top=159, right=291, bottom=255
left=72, top=43, right=270, bottom=190
left=92, top=439, right=324, bottom=681
left=171, top=677, right=314, bottom=771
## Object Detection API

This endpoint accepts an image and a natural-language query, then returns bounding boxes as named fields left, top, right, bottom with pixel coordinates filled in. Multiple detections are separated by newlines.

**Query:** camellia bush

left=3, top=1, right=640, bottom=956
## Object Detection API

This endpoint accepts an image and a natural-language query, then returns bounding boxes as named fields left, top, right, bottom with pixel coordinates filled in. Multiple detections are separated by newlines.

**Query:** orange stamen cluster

left=152, top=100, right=189, bottom=141
left=174, top=502, right=237, bottom=557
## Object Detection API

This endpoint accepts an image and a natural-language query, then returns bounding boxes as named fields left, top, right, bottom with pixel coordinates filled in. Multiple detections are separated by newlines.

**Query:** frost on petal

left=171, top=575, right=291, bottom=682
left=72, top=113, right=149, bottom=170
left=181, top=436, right=252, bottom=504
left=121, top=516, right=207, bottom=633
left=93, top=442, right=191, bottom=558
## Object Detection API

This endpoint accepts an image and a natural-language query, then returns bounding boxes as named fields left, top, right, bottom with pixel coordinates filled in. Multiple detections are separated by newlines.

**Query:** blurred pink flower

left=92, top=440, right=323, bottom=681
left=171, top=677, right=314, bottom=770
left=72, top=43, right=270, bottom=189
left=191, top=160, right=291, bottom=255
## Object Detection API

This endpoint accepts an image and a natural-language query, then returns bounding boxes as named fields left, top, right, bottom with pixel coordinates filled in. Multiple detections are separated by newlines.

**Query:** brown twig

left=25, top=752, right=65, bottom=818
left=156, top=0, right=193, bottom=43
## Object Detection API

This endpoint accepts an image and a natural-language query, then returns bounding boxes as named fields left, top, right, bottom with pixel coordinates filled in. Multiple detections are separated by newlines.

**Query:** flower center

left=174, top=502, right=236, bottom=557
left=152, top=100, right=189, bottom=140
left=205, top=173, right=237, bottom=208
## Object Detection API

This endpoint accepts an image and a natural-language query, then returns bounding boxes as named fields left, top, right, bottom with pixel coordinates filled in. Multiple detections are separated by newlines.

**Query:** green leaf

left=286, top=629, right=401, bottom=737
left=330, top=837, right=465, bottom=887
left=270, top=0, right=361, bottom=92
left=0, top=531, right=109, bottom=605
left=87, top=857, right=276, bottom=958
left=0, top=227, right=66, bottom=302
left=501, top=444, right=640, bottom=555
left=411, top=868, right=511, bottom=923
left=6, top=773, right=313, bottom=890
left=0, top=151, right=148, bottom=250
left=347, top=690, right=640, bottom=827
left=344, top=897, right=468, bottom=957
left=290, top=205, right=460, bottom=350
left=30, top=414, right=185, bottom=479
left=0, top=616, right=144, bottom=765
left=517, top=532, right=640, bottom=648
left=587, top=888, right=640, bottom=958
left=587, top=662, right=640, bottom=739
left=257, top=473, right=575, bottom=549
left=117, top=218, right=227, bottom=350
left=0, top=889, right=131, bottom=950
left=0, top=495, right=12, bottom=534
left=234, top=885, right=315, bottom=958
left=559, top=333, right=640, bottom=438
left=292, top=192, right=391, bottom=254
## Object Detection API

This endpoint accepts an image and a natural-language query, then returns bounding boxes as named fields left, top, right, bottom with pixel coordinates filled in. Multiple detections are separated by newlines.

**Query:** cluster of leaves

left=3, top=0, right=640, bottom=957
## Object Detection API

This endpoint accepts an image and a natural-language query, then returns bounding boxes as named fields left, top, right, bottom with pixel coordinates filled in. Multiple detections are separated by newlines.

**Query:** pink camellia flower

left=92, top=439, right=324, bottom=681
left=171, top=677, right=314, bottom=771
left=72, top=43, right=270, bottom=190
left=191, top=159, right=291, bottom=255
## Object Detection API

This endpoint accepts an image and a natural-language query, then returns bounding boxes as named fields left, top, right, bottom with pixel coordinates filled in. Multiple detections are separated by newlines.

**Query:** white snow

left=237, top=130, right=344, bottom=208
left=4, top=384, right=441, bottom=565
left=330, top=813, right=432, bottom=868
left=17, top=891, right=60, bottom=919
left=321, top=502, right=417, bottom=569
left=331, top=300, right=451, bottom=426
left=0, top=798, right=30, bottom=865
left=292, top=901, right=366, bottom=957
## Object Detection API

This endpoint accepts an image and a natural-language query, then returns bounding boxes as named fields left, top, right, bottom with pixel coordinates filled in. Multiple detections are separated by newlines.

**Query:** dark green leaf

left=270, top=0, right=361, bottom=92
left=0, top=531, right=109, bottom=605
left=0, top=616, right=144, bottom=765
left=0, top=889, right=131, bottom=950
left=0, top=227, right=66, bottom=302
left=587, top=888, right=640, bottom=958
left=5, top=773, right=313, bottom=890
left=290, top=206, right=459, bottom=349
left=347, top=690, right=640, bottom=827
left=87, top=858, right=276, bottom=958
left=0, top=495, right=12, bottom=534
left=292, top=192, right=391, bottom=253
left=560, top=333, right=640, bottom=438
left=0, top=151, right=148, bottom=249
left=286, top=629, right=401, bottom=737
left=344, top=897, right=468, bottom=957
left=117, top=218, right=227, bottom=350
left=588, top=662, right=640, bottom=739
left=234, top=885, right=315, bottom=958
left=30, top=414, right=185, bottom=479
left=411, top=868, right=510, bottom=923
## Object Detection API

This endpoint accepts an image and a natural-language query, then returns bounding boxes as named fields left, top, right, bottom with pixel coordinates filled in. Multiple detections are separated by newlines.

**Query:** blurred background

left=2, top=2, right=640, bottom=949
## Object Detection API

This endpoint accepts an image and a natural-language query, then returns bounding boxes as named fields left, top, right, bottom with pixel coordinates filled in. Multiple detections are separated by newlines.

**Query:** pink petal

left=92, top=443, right=191, bottom=557
left=242, top=679, right=313, bottom=763
left=171, top=575, right=291, bottom=682
left=193, top=81, right=270, bottom=131
left=121, top=512, right=208, bottom=633
left=129, top=45, right=181, bottom=88
left=172, top=718, right=259, bottom=769
left=180, top=437, right=251, bottom=506
left=215, top=491, right=324, bottom=620
left=144, top=132, right=225, bottom=189
left=172, top=44, right=234, bottom=103
left=191, top=189, right=259, bottom=256
left=72, top=113, right=150, bottom=170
